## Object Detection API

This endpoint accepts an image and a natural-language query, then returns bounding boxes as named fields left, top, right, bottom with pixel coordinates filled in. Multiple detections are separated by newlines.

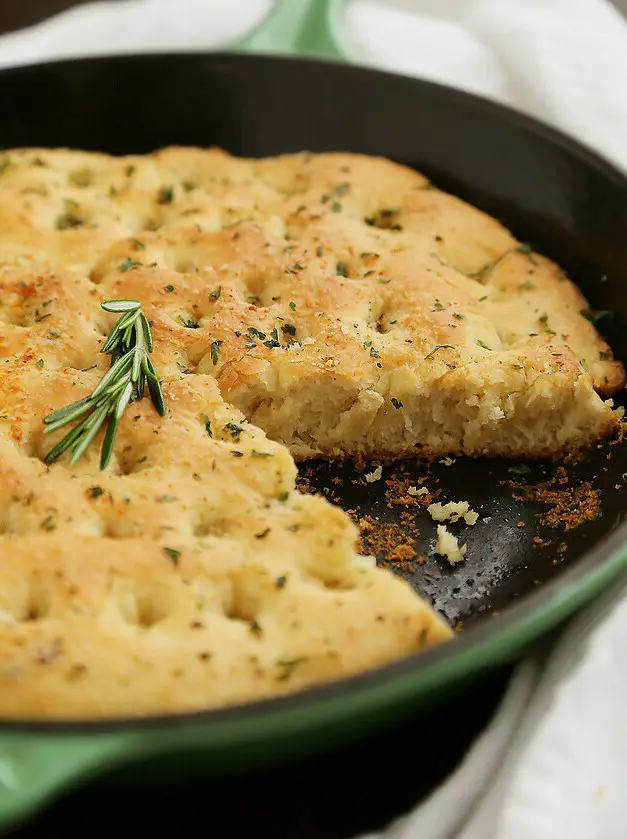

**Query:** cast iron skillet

left=0, top=48, right=627, bottom=829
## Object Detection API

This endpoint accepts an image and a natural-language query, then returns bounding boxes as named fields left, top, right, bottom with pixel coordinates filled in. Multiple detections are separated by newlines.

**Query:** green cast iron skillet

left=1, top=0, right=627, bottom=829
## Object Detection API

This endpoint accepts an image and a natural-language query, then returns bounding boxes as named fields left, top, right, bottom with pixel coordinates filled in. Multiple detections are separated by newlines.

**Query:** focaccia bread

left=0, top=146, right=621, bottom=460
left=0, top=146, right=621, bottom=719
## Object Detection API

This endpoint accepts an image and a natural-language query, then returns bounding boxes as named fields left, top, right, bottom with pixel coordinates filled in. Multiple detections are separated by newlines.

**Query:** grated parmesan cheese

left=407, top=486, right=428, bottom=497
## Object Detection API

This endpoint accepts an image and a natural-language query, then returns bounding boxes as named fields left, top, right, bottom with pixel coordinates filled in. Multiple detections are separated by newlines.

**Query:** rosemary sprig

left=43, top=299, right=166, bottom=470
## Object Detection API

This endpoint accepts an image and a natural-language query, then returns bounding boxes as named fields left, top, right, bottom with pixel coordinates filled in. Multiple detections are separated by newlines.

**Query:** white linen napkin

left=0, top=2, right=626, bottom=837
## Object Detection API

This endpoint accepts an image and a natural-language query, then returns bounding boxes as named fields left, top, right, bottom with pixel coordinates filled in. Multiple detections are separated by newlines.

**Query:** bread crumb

left=435, top=524, right=467, bottom=564
left=427, top=500, right=478, bottom=526
left=407, top=485, right=428, bottom=497
left=364, top=465, right=383, bottom=483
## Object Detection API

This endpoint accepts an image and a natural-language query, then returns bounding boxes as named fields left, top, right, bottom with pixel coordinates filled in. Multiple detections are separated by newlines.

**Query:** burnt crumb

left=507, top=473, right=601, bottom=532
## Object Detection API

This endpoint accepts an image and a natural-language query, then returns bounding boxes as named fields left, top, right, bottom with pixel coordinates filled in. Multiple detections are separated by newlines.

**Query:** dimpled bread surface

left=0, top=147, right=621, bottom=719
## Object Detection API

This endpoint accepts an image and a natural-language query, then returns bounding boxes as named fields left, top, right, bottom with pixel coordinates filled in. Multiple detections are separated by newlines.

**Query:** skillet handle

left=0, top=731, right=134, bottom=831
left=228, top=0, right=349, bottom=61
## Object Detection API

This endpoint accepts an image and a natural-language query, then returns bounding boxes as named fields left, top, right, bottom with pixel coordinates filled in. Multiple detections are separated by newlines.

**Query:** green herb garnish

left=157, top=185, right=174, bottom=205
left=42, top=299, right=165, bottom=470
left=210, top=340, right=222, bottom=365
left=224, top=422, right=243, bottom=441
left=425, top=344, right=455, bottom=360
left=118, top=257, right=141, bottom=273
left=163, top=547, right=180, bottom=565
left=517, top=243, right=538, bottom=265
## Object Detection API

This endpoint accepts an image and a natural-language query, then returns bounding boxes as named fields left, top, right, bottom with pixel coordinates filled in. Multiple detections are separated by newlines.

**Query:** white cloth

left=0, top=2, right=626, bottom=837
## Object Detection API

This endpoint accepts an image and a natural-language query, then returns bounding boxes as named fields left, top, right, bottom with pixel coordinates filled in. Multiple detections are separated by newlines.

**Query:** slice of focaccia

left=0, top=146, right=620, bottom=460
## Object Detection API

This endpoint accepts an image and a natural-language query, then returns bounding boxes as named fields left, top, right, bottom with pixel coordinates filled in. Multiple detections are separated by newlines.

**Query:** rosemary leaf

left=43, top=298, right=166, bottom=469
left=100, top=413, right=119, bottom=470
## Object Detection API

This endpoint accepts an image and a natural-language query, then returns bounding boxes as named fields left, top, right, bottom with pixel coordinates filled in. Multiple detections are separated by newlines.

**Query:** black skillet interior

left=1, top=52, right=627, bottom=631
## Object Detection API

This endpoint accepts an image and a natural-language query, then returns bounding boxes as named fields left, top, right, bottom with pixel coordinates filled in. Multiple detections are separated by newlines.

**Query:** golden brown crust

left=0, top=146, right=621, bottom=718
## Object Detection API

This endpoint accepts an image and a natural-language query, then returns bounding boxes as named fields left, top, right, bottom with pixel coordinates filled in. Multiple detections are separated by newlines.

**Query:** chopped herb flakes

left=163, top=547, right=180, bottom=565
left=210, top=340, right=223, bottom=365
left=35, top=358, right=44, bottom=368
left=157, top=185, right=174, bottom=205
left=55, top=204, right=84, bottom=230
left=131, top=239, right=146, bottom=250
left=202, top=414, right=213, bottom=436
left=277, top=491, right=289, bottom=502
left=164, top=284, right=175, bottom=293
left=477, top=339, right=492, bottom=350
left=276, top=658, right=307, bottom=680
left=281, top=323, right=296, bottom=336
left=369, top=347, right=381, bottom=358
left=364, top=208, right=402, bottom=230
left=275, top=575, right=287, bottom=589
left=316, top=246, right=324, bottom=257
left=224, top=422, right=243, bottom=441
left=251, top=450, right=272, bottom=458
left=336, top=261, right=348, bottom=277
left=88, top=486, right=104, bottom=498
left=518, top=280, right=535, bottom=291
left=261, top=328, right=280, bottom=349
left=599, top=351, right=611, bottom=361
left=321, top=183, right=349, bottom=202
left=331, top=201, right=343, bottom=213
left=425, top=344, right=455, bottom=360
left=517, top=243, right=538, bottom=265
left=209, top=287, right=221, bottom=300
left=391, top=398, right=403, bottom=409
left=40, top=515, right=56, bottom=531
left=118, top=257, right=141, bottom=272
left=289, top=301, right=296, bottom=311
left=179, top=315, right=199, bottom=329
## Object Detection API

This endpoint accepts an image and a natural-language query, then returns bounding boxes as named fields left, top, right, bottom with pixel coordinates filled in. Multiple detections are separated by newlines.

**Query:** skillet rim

left=0, top=50, right=625, bottom=733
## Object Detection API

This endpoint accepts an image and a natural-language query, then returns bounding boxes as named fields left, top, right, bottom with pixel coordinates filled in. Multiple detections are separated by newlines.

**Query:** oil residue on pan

left=297, top=415, right=627, bottom=631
